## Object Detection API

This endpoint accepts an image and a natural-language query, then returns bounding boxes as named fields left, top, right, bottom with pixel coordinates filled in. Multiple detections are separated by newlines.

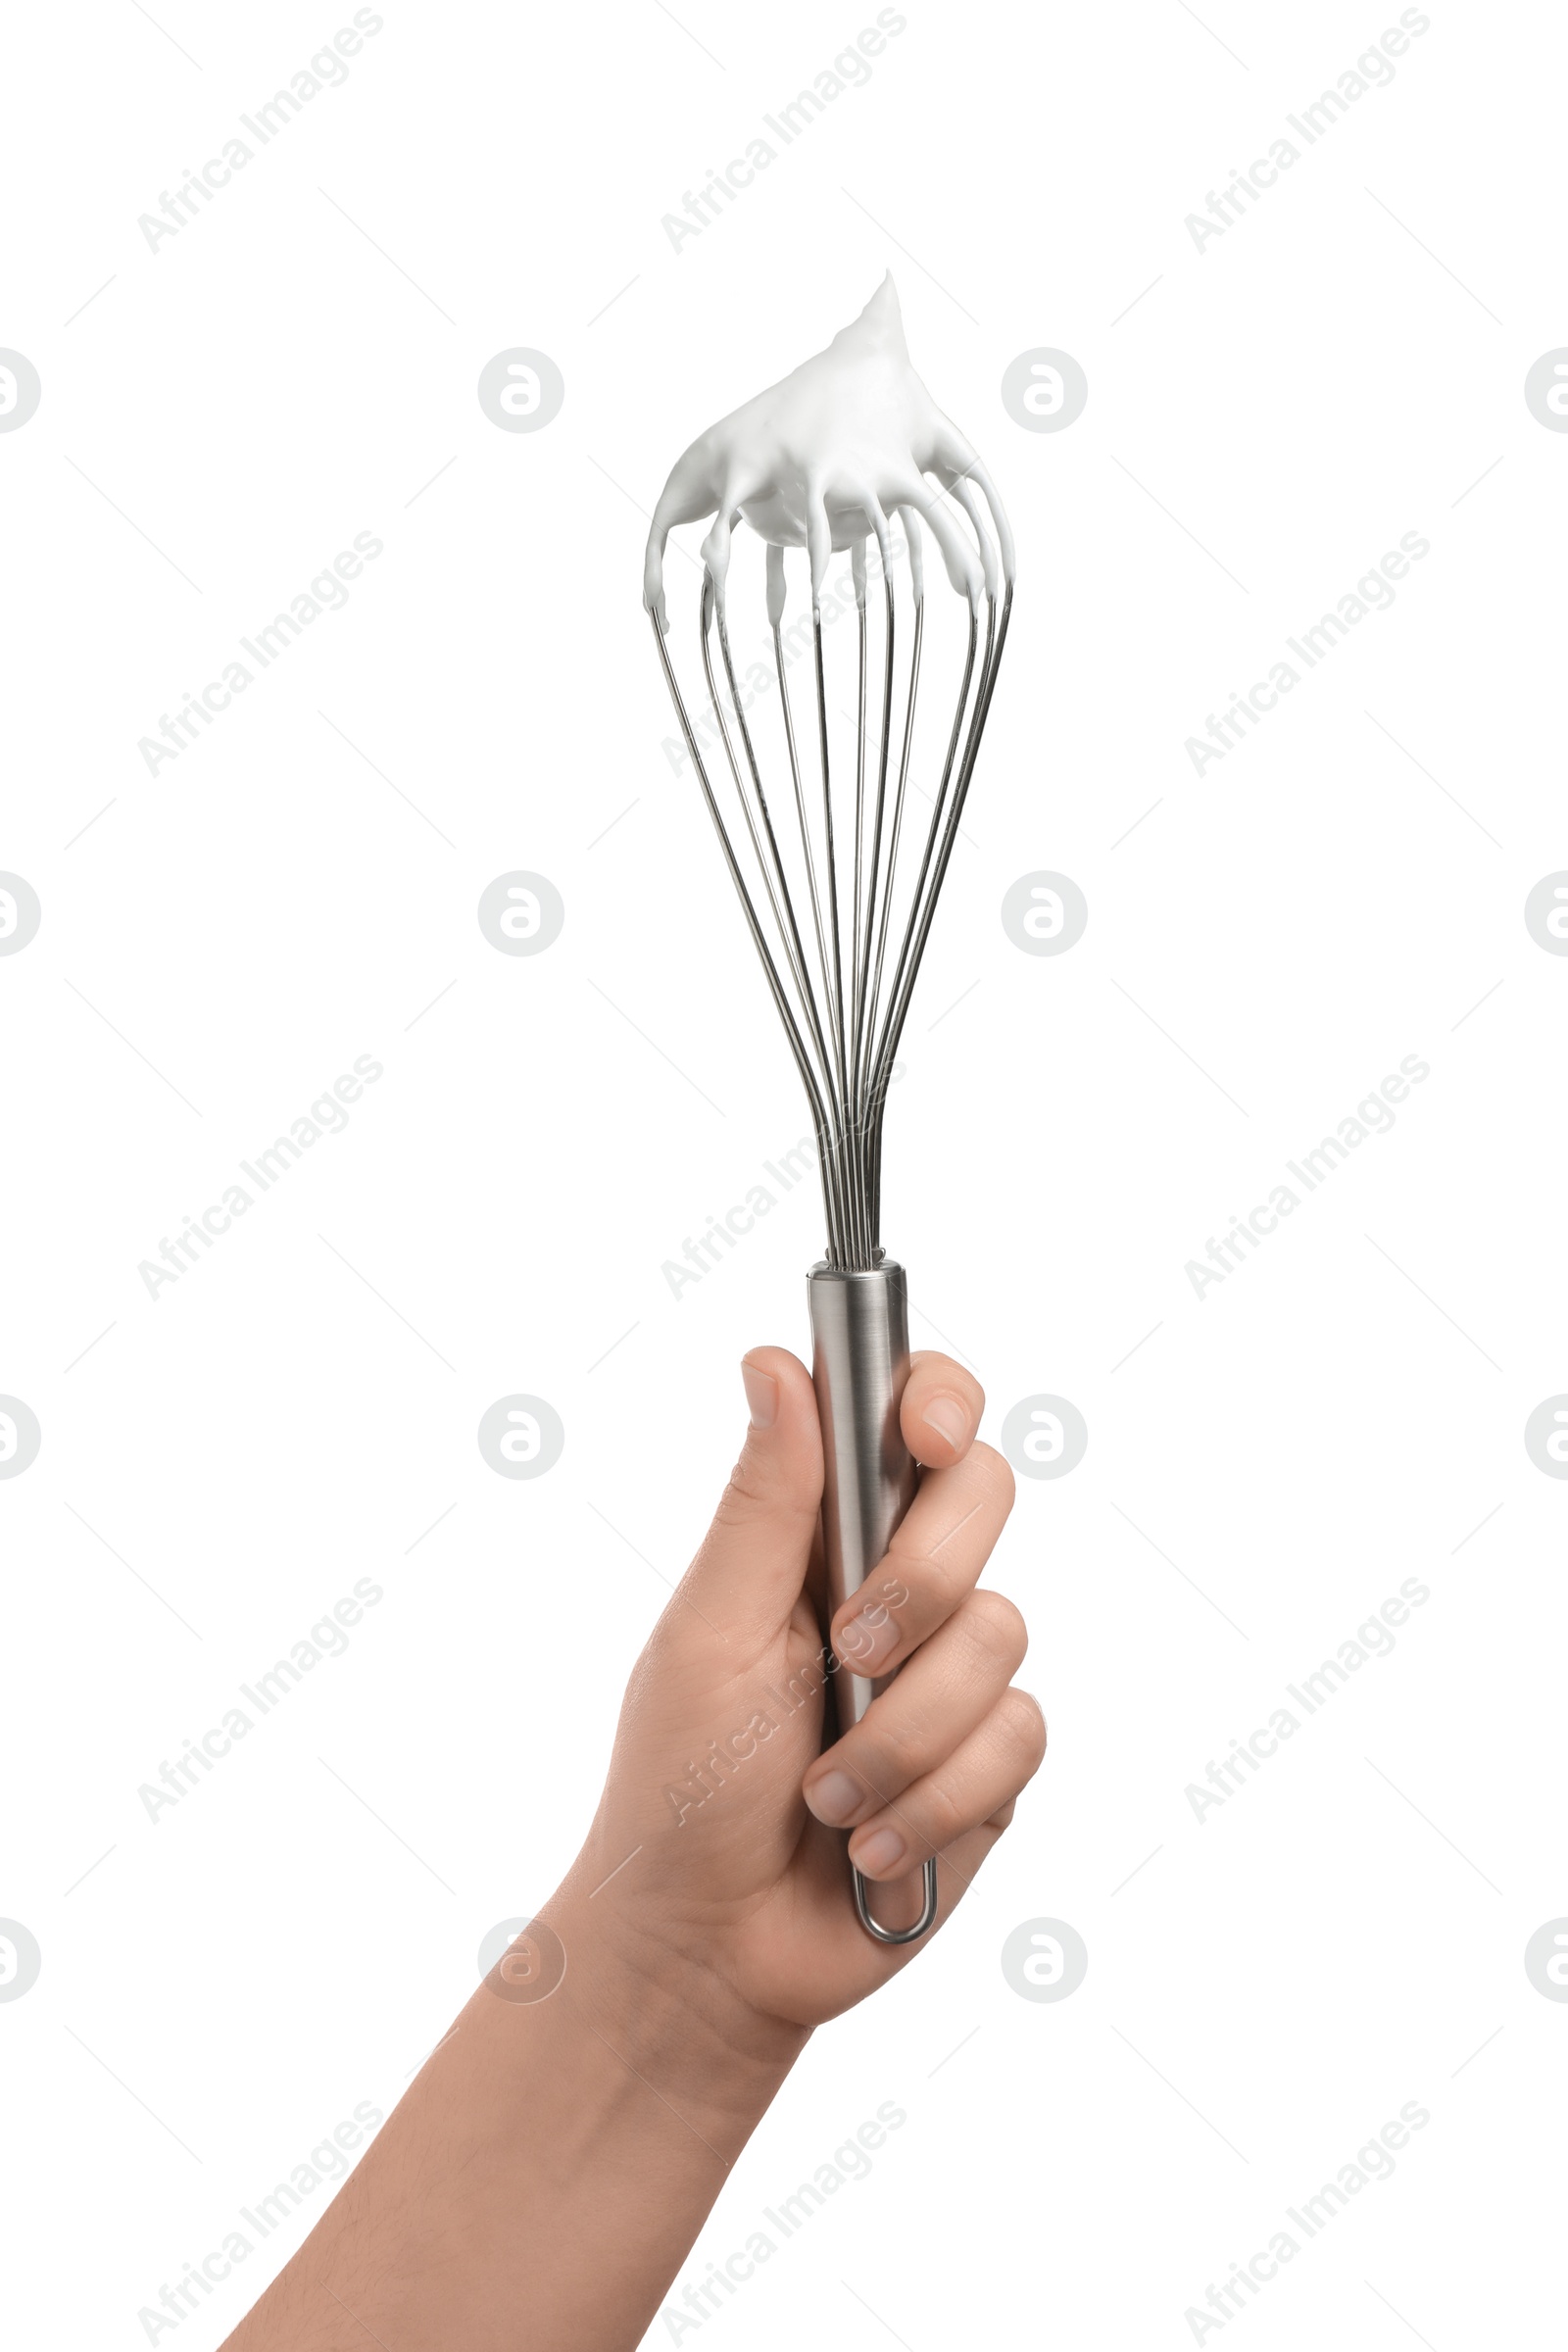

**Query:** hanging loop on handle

left=808, top=1258, right=940, bottom=1945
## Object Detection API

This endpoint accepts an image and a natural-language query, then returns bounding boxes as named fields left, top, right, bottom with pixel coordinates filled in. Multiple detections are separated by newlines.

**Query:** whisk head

left=645, top=281, right=1012, bottom=1271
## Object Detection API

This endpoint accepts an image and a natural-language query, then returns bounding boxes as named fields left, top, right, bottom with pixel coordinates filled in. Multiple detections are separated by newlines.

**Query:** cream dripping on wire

left=644, top=273, right=1013, bottom=630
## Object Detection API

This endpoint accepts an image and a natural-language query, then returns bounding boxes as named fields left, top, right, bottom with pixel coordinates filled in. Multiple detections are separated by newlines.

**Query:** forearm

left=222, top=1876, right=808, bottom=2352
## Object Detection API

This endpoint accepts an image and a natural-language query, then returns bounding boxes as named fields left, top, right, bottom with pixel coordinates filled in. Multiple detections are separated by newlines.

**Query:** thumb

left=678, top=1347, right=824, bottom=1639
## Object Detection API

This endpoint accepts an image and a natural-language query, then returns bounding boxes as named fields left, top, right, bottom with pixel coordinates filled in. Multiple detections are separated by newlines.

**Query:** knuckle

left=957, top=1589, right=1028, bottom=1674
left=839, top=1732, right=899, bottom=1802
left=710, top=1466, right=768, bottom=1533
left=710, top=1454, right=809, bottom=1537
left=866, top=1702, right=934, bottom=1785
left=969, top=1442, right=1016, bottom=1515
left=881, top=1534, right=932, bottom=1610
left=922, top=1546, right=971, bottom=1615
left=997, top=1688, right=1048, bottom=1774
left=916, top=1771, right=967, bottom=1851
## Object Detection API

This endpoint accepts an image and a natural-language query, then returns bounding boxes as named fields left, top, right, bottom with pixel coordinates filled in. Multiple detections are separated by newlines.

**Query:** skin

left=221, top=1346, right=1042, bottom=2352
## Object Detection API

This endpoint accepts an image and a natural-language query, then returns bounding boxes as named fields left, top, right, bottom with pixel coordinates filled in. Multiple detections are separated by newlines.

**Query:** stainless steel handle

left=808, top=1258, right=939, bottom=1945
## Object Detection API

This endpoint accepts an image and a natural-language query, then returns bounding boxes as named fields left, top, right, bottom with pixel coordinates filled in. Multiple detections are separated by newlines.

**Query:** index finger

left=902, top=1351, right=985, bottom=1470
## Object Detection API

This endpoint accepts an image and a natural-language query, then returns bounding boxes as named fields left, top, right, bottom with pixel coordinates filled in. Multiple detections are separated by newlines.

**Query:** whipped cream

left=645, top=274, right=1012, bottom=629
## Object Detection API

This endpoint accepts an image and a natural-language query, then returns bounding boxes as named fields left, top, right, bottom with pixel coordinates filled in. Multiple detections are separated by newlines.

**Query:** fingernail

left=805, top=1769, right=861, bottom=1826
left=852, top=1826, right=906, bottom=1876
left=741, top=1360, right=777, bottom=1428
left=837, top=1605, right=898, bottom=1675
left=923, top=1393, right=969, bottom=1450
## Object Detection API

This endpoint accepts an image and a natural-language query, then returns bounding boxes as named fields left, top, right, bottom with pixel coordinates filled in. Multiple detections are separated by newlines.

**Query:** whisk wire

left=651, top=518, right=1009, bottom=1273
left=652, top=610, right=852, bottom=1260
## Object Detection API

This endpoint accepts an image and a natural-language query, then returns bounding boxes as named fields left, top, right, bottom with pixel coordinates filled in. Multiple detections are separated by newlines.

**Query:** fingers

left=676, top=1345, right=985, bottom=1647
left=829, top=1441, right=1015, bottom=1678
left=847, top=1688, right=1046, bottom=1882
left=676, top=1348, right=822, bottom=1637
left=901, top=1350, right=984, bottom=1469
left=803, top=1588, right=1027, bottom=1828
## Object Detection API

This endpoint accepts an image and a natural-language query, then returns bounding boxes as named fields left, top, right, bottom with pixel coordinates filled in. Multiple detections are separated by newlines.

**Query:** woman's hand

left=222, top=1345, right=1042, bottom=2352
left=565, top=1343, right=1043, bottom=2035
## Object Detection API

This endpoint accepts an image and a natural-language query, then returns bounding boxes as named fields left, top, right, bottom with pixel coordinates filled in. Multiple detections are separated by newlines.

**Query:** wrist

left=539, top=1861, right=808, bottom=2142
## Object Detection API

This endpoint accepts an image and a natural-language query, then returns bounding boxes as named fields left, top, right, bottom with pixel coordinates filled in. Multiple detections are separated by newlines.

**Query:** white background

left=2, top=1, right=1564, bottom=2344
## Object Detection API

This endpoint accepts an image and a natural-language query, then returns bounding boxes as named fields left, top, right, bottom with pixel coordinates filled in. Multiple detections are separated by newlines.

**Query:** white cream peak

left=644, top=274, right=1012, bottom=631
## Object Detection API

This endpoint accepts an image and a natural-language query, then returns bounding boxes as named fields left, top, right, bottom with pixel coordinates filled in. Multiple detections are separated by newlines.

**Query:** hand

left=563, top=1342, right=1043, bottom=2036
left=643, top=273, right=1014, bottom=627
left=222, top=1344, right=1041, bottom=2352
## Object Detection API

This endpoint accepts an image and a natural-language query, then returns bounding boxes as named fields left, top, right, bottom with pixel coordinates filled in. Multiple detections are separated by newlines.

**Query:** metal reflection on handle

left=808, top=1257, right=938, bottom=1945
